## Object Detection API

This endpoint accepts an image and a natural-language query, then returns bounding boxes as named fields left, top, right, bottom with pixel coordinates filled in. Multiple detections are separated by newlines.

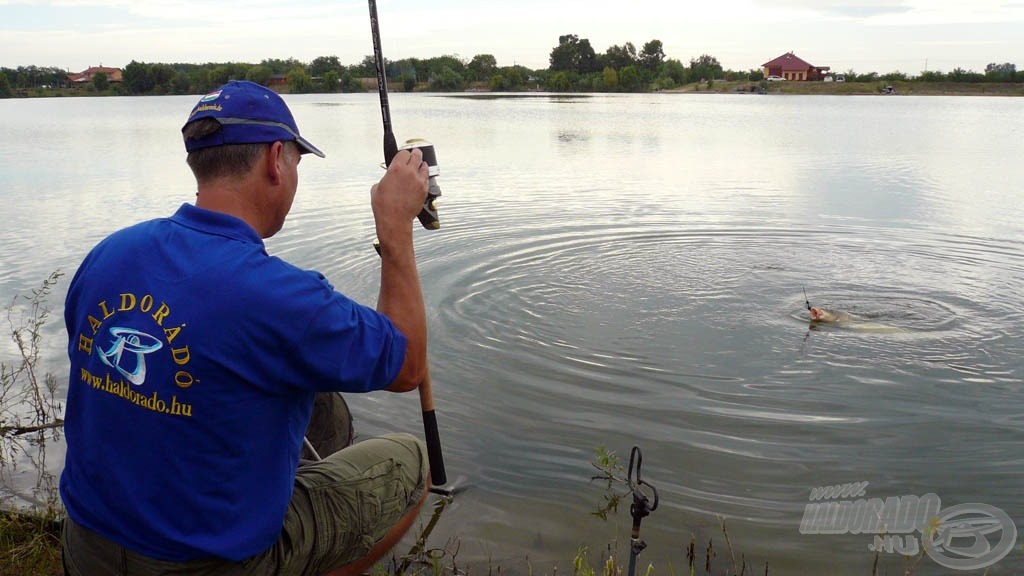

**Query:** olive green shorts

left=63, top=433, right=428, bottom=576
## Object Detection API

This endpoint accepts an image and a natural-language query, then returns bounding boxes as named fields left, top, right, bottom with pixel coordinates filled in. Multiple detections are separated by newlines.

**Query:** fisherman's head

left=181, top=81, right=325, bottom=238
left=181, top=80, right=324, bottom=163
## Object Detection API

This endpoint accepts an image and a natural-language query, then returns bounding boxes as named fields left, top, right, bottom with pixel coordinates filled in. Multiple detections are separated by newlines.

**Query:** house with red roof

left=762, top=52, right=830, bottom=81
left=66, top=66, right=123, bottom=86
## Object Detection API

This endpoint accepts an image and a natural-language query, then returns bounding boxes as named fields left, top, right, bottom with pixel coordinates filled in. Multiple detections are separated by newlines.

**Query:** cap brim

left=210, top=117, right=325, bottom=158
left=295, top=136, right=325, bottom=158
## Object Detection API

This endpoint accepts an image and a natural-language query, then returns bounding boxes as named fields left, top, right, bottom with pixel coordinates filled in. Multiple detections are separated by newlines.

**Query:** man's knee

left=365, top=433, right=428, bottom=498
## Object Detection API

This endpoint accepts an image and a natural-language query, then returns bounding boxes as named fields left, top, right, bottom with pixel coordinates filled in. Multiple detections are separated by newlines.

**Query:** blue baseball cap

left=182, top=80, right=325, bottom=158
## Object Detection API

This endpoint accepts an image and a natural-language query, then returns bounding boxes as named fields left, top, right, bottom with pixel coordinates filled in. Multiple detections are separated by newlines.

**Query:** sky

left=2, top=0, right=1023, bottom=75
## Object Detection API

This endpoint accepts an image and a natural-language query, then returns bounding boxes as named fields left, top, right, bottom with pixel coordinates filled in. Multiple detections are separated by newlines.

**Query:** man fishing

left=61, top=80, right=431, bottom=575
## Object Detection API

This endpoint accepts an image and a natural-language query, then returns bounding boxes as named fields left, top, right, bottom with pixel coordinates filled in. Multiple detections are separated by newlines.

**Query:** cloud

left=821, top=4, right=913, bottom=18
left=753, top=0, right=1024, bottom=23
left=753, top=0, right=912, bottom=19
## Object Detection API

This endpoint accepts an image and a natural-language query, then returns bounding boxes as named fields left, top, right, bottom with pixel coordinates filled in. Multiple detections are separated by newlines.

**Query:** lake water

left=1, top=92, right=1023, bottom=574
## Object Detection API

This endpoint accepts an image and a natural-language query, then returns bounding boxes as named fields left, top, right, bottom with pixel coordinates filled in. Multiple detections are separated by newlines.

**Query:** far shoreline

left=668, top=79, right=1024, bottom=97
left=6, top=79, right=1024, bottom=99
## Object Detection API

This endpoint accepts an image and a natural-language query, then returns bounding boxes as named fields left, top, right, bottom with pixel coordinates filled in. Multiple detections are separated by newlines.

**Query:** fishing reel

left=373, top=138, right=440, bottom=255
left=398, top=138, right=441, bottom=230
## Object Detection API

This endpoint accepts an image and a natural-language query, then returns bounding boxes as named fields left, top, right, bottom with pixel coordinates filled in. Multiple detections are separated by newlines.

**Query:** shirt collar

left=169, top=203, right=265, bottom=246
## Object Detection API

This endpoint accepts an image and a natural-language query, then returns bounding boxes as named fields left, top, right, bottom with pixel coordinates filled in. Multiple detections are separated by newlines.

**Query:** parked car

left=766, top=75, right=786, bottom=82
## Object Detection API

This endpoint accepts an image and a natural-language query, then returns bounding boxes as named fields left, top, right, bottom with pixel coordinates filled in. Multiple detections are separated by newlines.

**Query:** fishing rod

left=368, top=0, right=441, bottom=230
left=368, top=0, right=447, bottom=490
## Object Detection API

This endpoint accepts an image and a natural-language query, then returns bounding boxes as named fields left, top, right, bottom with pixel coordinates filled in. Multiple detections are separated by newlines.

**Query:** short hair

left=183, top=119, right=299, bottom=185
left=184, top=118, right=268, bottom=183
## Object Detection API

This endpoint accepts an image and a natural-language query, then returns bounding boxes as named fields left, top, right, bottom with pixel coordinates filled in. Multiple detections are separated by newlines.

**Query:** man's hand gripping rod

left=369, top=0, right=447, bottom=493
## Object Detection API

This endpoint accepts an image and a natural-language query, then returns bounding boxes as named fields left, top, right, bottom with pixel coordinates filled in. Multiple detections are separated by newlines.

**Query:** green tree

left=602, top=66, right=619, bottom=91
left=170, top=72, right=191, bottom=94
left=402, top=74, right=416, bottom=92
left=15, top=65, right=38, bottom=88
left=340, top=71, right=364, bottom=93
left=92, top=72, right=109, bottom=92
left=260, top=58, right=304, bottom=75
left=353, top=55, right=377, bottom=77
left=619, top=65, right=642, bottom=91
left=208, top=66, right=232, bottom=87
left=0, top=70, right=12, bottom=98
left=426, top=55, right=466, bottom=79
left=655, top=76, right=675, bottom=90
left=245, top=65, right=273, bottom=86
left=141, top=63, right=177, bottom=94
left=5, top=65, right=63, bottom=89
left=389, top=58, right=422, bottom=84
left=662, top=59, right=686, bottom=84
left=639, top=39, right=665, bottom=71
left=505, top=66, right=525, bottom=90
left=123, top=60, right=155, bottom=94
left=489, top=74, right=506, bottom=91
left=985, top=62, right=1017, bottom=82
left=309, top=55, right=342, bottom=78
left=550, top=34, right=597, bottom=74
left=604, top=42, right=637, bottom=70
left=547, top=71, right=571, bottom=91
left=467, top=54, right=497, bottom=82
left=881, top=71, right=908, bottom=82
left=192, top=69, right=212, bottom=92
left=323, top=70, right=340, bottom=92
left=578, top=40, right=598, bottom=73
left=550, top=34, right=578, bottom=71
left=428, top=66, right=464, bottom=91
left=948, top=67, right=983, bottom=82
left=689, top=54, right=722, bottom=82
left=288, top=67, right=312, bottom=93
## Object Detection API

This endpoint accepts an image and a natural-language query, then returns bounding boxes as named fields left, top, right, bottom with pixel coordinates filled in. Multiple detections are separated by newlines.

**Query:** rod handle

left=420, top=373, right=446, bottom=485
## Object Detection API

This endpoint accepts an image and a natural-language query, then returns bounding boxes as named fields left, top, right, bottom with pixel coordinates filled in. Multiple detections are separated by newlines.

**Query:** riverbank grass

left=0, top=509, right=63, bottom=576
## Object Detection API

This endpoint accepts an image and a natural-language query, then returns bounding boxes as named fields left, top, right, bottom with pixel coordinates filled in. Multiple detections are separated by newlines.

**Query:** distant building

left=66, top=66, right=123, bottom=85
left=762, top=52, right=830, bottom=81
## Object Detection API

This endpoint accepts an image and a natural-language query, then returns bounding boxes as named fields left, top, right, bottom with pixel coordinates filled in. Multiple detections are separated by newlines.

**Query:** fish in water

left=808, top=306, right=905, bottom=333
left=809, top=306, right=851, bottom=323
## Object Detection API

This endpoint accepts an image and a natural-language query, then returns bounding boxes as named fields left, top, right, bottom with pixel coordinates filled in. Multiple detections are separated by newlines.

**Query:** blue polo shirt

left=60, top=203, right=407, bottom=561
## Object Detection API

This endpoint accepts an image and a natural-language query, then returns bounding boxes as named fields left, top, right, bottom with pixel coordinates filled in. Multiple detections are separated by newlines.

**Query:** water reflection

left=2, top=93, right=1023, bottom=574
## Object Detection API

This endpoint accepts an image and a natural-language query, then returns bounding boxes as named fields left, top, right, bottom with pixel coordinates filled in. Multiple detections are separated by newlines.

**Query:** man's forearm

left=376, top=233, right=427, bottom=392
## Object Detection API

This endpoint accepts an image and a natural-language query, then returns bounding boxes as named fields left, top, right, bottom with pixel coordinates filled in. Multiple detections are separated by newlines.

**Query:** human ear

left=266, top=141, right=285, bottom=185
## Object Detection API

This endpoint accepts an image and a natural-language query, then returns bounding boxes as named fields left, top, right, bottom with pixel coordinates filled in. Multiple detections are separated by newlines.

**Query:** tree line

left=1, top=35, right=1021, bottom=98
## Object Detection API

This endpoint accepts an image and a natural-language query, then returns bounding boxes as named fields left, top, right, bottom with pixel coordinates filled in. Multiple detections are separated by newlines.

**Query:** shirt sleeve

left=287, top=284, right=408, bottom=394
